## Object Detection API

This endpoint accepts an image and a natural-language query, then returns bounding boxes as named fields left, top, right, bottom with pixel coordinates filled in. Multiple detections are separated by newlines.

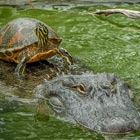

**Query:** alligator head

left=34, top=73, right=140, bottom=134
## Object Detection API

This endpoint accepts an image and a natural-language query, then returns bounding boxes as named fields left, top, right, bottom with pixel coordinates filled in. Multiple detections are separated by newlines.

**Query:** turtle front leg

left=57, top=48, right=74, bottom=65
left=14, top=55, right=28, bottom=79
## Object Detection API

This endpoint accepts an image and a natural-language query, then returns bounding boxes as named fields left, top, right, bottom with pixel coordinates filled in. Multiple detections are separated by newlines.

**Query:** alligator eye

left=49, top=97, right=65, bottom=113
left=72, top=83, right=87, bottom=95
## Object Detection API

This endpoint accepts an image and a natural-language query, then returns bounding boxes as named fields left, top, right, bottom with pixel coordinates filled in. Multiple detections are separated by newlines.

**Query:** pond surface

left=1, top=2, right=140, bottom=140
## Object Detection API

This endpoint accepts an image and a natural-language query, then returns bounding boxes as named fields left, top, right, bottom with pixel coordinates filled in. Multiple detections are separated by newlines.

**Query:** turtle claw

left=14, top=72, right=24, bottom=80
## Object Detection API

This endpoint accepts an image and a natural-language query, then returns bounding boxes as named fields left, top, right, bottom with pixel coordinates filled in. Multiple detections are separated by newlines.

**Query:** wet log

left=88, top=9, right=140, bottom=19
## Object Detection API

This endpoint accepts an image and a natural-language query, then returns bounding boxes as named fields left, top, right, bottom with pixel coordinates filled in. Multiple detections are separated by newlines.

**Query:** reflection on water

left=0, top=3, right=140, bottom=140
left=0, top=95, right=100, bottom=140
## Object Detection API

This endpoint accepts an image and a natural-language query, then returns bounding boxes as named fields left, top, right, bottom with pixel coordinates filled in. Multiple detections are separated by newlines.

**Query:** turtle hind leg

left=14, top=55, right=28, bottom=79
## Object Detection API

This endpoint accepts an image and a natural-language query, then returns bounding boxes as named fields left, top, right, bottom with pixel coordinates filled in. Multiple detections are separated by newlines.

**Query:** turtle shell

left=0, top=18, right=62, bottom=63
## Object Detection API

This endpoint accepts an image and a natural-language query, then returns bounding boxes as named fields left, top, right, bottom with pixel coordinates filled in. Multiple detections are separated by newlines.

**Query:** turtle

left=0, top=18, right=73, bottom=78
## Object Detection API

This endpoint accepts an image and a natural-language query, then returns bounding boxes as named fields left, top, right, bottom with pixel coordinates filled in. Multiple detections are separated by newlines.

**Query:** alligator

left=34, top=72, right=140, bottom=134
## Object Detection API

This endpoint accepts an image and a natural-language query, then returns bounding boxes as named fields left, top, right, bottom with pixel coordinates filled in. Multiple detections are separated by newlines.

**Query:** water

left=0, top=3, right=140, bottom=140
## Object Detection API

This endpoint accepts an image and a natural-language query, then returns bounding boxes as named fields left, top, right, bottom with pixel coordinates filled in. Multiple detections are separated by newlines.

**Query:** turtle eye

left=72, top=83, right=87, bottom=96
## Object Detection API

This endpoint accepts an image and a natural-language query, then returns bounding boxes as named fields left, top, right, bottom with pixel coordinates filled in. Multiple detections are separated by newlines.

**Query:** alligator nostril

left=102, top=117, right=135, bottom=134
left=49, top=97, right=65, bottom=113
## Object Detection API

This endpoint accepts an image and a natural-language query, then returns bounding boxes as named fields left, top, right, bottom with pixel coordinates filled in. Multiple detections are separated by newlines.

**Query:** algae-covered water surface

left=1, top=3, right=140, bottom=140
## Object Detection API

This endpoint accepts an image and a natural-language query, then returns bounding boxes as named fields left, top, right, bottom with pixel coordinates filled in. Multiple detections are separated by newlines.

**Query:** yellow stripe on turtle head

left=35, top=23, right=48, bottom=48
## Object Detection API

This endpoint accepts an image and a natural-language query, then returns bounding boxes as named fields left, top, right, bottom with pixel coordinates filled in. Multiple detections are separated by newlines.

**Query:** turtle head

left=58, top=48, right=74, bottom=65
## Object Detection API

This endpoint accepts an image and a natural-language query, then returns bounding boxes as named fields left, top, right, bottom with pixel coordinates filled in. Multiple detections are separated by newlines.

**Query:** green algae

left=1, top=4, right=140, bottom=140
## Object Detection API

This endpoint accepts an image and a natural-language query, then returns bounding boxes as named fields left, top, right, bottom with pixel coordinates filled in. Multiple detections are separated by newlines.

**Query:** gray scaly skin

left=34, top=72, right=140, bottom=134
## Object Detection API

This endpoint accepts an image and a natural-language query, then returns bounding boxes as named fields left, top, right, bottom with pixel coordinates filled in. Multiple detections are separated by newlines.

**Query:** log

left=88, top=9, right=140, bottom=19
